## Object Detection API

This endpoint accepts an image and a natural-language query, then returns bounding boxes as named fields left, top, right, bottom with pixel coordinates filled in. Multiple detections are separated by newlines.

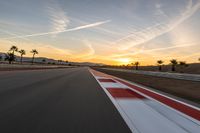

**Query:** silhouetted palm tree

left=170, top=59, right=178, bottom=71
left=134, top=61, right=140, bottom=70
left=9, top=45, right=18, bottom=55
left=199, top=58, right=200, bottom=62
left=42, top=59, right=46, bottom=63
left=5, top=52, right=15, bottom=64
left=30, top=49, right=38, bottom=64
left=0, top=55, right=2, bottom=61
left=18, top=49, right=26, bottom=64
left=179, top=61, right=188, bottom=73
left=157, top=60, right=164, bottom=71
left=179, top=61, right=187, bottom=66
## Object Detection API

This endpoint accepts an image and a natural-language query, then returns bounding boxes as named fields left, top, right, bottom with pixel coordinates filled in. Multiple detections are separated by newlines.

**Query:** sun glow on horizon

left=116, top=58, right=131, bottom=65
left=0, top=0, right=200, bottom=65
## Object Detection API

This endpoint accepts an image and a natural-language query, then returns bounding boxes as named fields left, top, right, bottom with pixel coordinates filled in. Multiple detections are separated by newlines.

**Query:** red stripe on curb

left=90, top=69, right=112, bottom=77
left=107, top=88, right=146, bottom=99
left=114, top=78, right=200, bottom=121
left=98, top=79, right=116, bottom=83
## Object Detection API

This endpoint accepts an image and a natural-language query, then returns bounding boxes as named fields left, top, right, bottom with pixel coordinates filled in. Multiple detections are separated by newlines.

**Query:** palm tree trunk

left=32, top=54, right=35, bottom=64
left=159, top=66, right=161, bottom=71
left=136, top=65, right=138, bottom=70
left=172, top=65, right=175, bottom=71
left=20, top=55, right=22, bottom=64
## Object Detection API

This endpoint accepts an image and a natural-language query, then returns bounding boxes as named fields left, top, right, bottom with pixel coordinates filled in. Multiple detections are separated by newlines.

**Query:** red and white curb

left=90, top=69, right=200, bottom=133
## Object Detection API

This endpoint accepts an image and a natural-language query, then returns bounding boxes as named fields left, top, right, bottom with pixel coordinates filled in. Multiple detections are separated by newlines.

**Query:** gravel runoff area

left=0, top=64, right=73, bottom=71
left=93, top=68, right=200, bottom=105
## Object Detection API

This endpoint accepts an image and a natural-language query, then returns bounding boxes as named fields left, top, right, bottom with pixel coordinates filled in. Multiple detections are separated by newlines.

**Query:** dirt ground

left=94, top=68, right=200, bottom=104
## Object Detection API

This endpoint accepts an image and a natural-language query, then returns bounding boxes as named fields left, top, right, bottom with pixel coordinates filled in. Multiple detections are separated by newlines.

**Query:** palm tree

left=179, top=61, right=188, bottom=73
left=9, top=45, right=18, bottom=55
left=30, top=49, right=38, bottom=64
left=157, top=60, right=164, bottom=71
left=0, top=55, right=2, bottom=61
left=5, top=52, right=15, bottom=64
left=179, top=61, right=187, bottom=66
left=42, top=59, right=46, bottom=64
left=199, top=58, right=200, bottom=62
left=134, top=61, right=140, bottom=70
left=170, top=59, right=178, bottom=71
left=18, top=49, right=26, bottom=64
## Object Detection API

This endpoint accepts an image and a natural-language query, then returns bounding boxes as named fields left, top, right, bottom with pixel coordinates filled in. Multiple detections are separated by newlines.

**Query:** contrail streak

left=114, top=0, right=200, bottom=50
left=3, top=20, right=110, bottom=39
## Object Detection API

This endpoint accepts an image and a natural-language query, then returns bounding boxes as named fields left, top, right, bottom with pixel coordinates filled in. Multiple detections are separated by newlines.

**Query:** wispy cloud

left=154, top=3, right=169, bottom=18
left=114, top=0, right=200, bottom=50
left=71, top=18, right=121, bottom=36
left=38, top=44, right=72, bottom=55
left=0, top=29, right=29, bottom=41
left=70, top=20, right=111, bottom=31
left=46, top=0, right=69, bottom=35
left=0, top=29, right=32, bottom=47
left=2, top=20, right=110, bottom=39
left=111, top=42, right=198, bottom=58
left=73, top=39, right=95, bottom=60
left=136, top=43, right=198, bottom=54
left=83, top=40, right=95, bottom=57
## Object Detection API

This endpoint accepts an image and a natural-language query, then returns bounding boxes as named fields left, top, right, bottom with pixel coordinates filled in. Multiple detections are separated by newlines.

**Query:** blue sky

left=0, top=0, right=200, bottom=65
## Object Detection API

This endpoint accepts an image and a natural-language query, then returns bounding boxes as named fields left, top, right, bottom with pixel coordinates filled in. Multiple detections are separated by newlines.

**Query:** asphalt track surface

left=0, top=67, right=131, bottom=133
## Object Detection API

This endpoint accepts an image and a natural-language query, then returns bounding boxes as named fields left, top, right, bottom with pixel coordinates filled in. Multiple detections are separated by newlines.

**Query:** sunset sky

left=0, top=0, right=200, bottom=65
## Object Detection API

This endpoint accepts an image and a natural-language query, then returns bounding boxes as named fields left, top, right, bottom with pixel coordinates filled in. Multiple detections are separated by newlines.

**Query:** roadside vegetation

left=170, top=59, right=178, bottom=71
left=5, top=52, right=15, bottom=64
left=0, top=45, right=70, bottom=66
left=1, top=46, right=39, bottom=64
left=30, top=49, right=39, bottom=64
left=18, top=49, right=26, bottom=64
left=0, top=45, right=74, bottom=71
left=0, top=46, right=199, bottom=74
left=101, top=58, right=200, bottom=74
left=131, top=61, right=140, bottom=70
left=157, top=60, right=164, bottom=71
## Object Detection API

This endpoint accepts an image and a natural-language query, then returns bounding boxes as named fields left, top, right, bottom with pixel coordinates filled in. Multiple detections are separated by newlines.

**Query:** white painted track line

left=90, top=69, right=200, bottom=133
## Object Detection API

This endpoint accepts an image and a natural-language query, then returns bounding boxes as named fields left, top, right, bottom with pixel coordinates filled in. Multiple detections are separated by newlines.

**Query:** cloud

left=137, top=43, right=197, bottom=54
left=110, top=42, right=198, bottom=58
left=71, top=20, right=111, bottom=31
left=0, top=29, right=31, bottom=47
left=3, top=20, right=110, bottom=40
left=46, top=0, right=69, bottom=35
left=83, top=40, right=95, bottom=56
left=38, top=44, right=72, bottom=55
left=154, top=3, right=169, bottom=18
left=73, top=39, right=95, bottom=59
left=114, top=0, right=200, bottom=50
left=71, top=17, right=120, bottom=36
left=0, top=28, right=50, bottom=48
left=0, top=29, right=30, bottom=41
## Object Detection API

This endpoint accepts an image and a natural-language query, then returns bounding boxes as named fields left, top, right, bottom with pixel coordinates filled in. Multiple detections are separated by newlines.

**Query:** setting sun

left=0, top=1, right=200, bottom=133
left=117, top=58, right=131, bottom=65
